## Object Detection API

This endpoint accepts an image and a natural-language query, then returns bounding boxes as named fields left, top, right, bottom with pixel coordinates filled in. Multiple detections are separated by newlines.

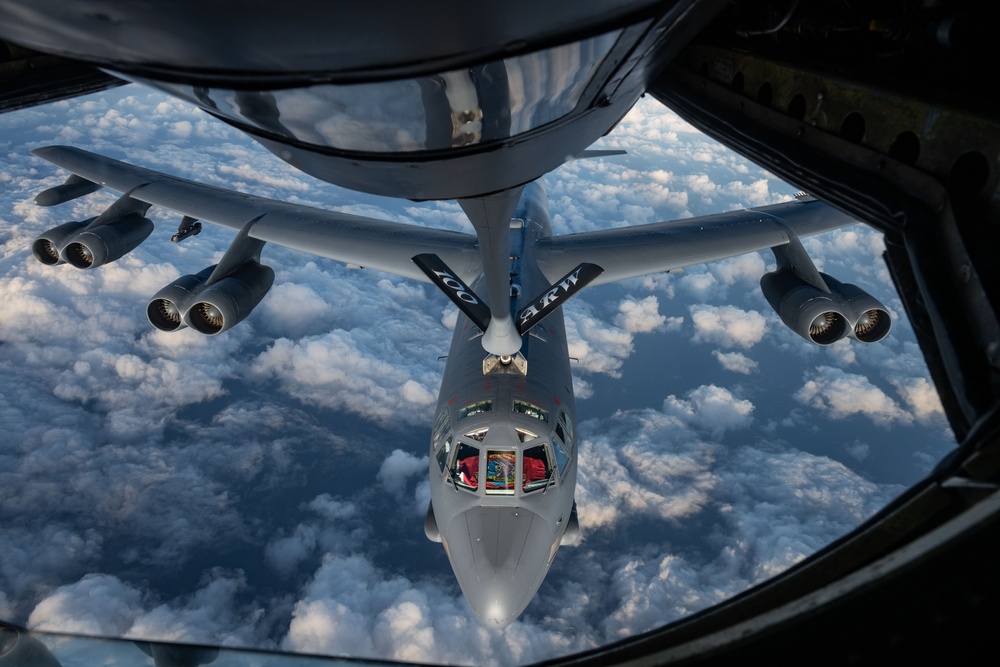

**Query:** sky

left=0, top=85, right=955, bottom=665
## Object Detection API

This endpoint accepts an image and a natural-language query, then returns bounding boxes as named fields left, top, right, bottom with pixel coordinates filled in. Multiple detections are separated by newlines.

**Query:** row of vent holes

left=731, top=74, right=989, bottom=197
left=750, top=79, right=920, bottom=162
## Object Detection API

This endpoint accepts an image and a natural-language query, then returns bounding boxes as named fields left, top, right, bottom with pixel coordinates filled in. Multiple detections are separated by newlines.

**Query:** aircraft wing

left=31, top=146, right=481, bottom=283
left=535, top=198, right=857, bottom=286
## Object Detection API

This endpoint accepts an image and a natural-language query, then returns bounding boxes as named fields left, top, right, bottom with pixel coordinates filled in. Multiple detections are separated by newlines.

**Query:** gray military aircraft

left=28, top=144, right=889, bottom=627
left=1, top=0, right=996, bottom=659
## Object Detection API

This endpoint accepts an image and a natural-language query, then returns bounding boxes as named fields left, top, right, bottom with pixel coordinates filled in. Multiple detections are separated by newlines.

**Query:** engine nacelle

left=821, top=274, right=892, bottom=343
left=148, top=261, right=274, bottom=335
left=146, top=266, right=217, bottom=332
left=61, top=213, right=154, bottom=269
left=560, top=501, right=581, bottom=546
left=31, top=219, right=92, bottom=265
left=760, top=269, right=850, bottom=345
left=424, top=502, right=442, bottom=543
left=184, top=261, right=275, bottom=335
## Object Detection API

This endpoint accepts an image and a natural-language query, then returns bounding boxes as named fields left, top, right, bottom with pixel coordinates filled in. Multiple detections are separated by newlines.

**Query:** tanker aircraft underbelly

left=27, top=148, right=889, bottom=627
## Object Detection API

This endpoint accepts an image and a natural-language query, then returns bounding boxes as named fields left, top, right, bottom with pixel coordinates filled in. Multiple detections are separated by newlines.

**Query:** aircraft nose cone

left=472, top=581, right=522, bottom=629
left=443, top=506, right=557, bottom=628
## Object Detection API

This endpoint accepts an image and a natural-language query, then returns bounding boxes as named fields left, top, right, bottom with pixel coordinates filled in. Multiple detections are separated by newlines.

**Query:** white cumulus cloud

left=614, top=296, right=666, bottom=333
left=795, top=366, right=912, bottom=426
left=712, top=350, right=759, bottom=374
left=565, top=301, right=635, bottom=377
left=662, top=385, right=755, bottom=437
left=28, top=573, right=144, bottom=636
left=690, top=304, right=767, bottom=349
left=891, top=376, right=945, bottom=424
left=0, top=80, right=955, bottom=666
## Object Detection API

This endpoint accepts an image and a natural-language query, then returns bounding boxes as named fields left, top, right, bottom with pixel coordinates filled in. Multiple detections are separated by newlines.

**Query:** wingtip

left=30, top=145, right=66, bottom=159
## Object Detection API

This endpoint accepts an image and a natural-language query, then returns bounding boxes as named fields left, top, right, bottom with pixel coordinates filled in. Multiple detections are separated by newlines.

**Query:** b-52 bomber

left=28, top=145, right=890, bottom=627
left=1, top=0, right=996, bottom=657
left=3, top=0, right=889, bottom=632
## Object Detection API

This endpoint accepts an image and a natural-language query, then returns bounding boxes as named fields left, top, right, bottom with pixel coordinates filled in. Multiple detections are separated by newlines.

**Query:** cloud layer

left=0, top=88, right=955, bottom=665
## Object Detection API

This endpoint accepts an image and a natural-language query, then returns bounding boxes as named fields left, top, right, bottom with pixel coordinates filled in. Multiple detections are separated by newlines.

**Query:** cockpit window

left=559, top=411, right=575, bottom=444
left=552, top=436, right=570, bottom=475
left=431, top=409, right=450, bottom=448
left=431, top=409, right=453, bottom=472
left=513, top=400, right=548, bottom=423
left=452, top=443, right=480, bottom=491
left=523, top=445, right=553, bottom=493
left=144, top=30, right=622, bottom=153
left=435, top=434, right=453, bottom=473
left=516, top=427, right=538, bottom=442
left=554, top=411, right=572, bottom=475
left=458, top=400, right=492, bottom=421
left=464, top=427, right=489, bottom=442
left=485, top=451, right=516, bottom=495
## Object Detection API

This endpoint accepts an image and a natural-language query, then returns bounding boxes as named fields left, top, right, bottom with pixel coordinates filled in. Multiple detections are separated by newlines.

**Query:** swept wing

left=31, top=146, right=481, bottom=283
left=535, top=198, right=856, bottom=286
left=33, top=147, right=858, bottom=294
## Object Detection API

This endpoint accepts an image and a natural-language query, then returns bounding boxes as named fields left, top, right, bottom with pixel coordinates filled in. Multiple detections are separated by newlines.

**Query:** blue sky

left=0, top=85, right=954, bottom=664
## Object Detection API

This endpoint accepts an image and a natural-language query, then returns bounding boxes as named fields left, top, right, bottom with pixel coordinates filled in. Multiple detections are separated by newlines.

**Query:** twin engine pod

left=760, top=270, right=891, bottom=345
left=146, top=261, right=275, bottom=335
left=31, top=214, right=154, bottom=269
left=31, top=181, right=273, bottom=337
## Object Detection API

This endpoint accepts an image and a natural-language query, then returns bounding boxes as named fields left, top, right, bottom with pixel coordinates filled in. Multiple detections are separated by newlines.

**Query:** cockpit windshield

left=446, top=442, right=555, bottom=496
left=485, top=451, right=516, bottom=495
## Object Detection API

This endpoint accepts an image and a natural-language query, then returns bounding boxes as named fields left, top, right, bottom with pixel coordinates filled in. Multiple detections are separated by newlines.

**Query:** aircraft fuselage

left=426, top=181, right=579, bottom=628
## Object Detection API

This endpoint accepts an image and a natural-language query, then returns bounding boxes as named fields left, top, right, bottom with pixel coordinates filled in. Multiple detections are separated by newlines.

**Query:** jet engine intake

left=31, top=219, right=93, bottom=265
left=760, top=269, right=849, bottom=345
left=146, top=266, right=216, bottom=332
left=761, top=269, right=892, bottom=345
left=60, top=213, right=154, bottom=269
left=185, top=261, right=274, bottom=335
left=147, top=261, right=274, bottom=335
left=821, top=273, right=892, bottom=343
